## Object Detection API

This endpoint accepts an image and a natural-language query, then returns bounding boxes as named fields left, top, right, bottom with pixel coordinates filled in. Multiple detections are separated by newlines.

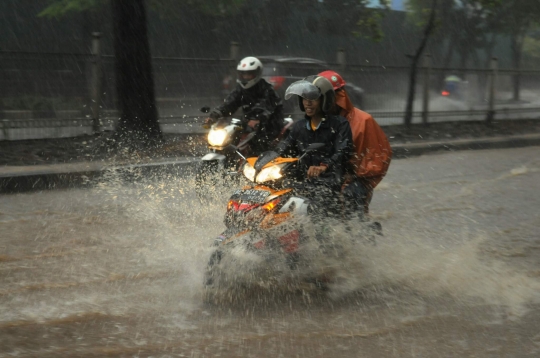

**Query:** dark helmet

left=284, top=75, right=336, bottom=114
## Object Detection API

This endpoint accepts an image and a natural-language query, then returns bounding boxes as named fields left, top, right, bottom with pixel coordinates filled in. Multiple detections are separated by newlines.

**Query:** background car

left=256, top=56, right=365, bottom=114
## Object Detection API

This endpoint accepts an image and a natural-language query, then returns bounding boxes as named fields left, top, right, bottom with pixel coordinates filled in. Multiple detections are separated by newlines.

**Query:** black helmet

left=284, top=75, right=336, bottom=114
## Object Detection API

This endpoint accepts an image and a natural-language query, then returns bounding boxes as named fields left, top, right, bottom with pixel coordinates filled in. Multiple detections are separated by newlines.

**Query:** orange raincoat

left=336, top=90, right=392, bottom=190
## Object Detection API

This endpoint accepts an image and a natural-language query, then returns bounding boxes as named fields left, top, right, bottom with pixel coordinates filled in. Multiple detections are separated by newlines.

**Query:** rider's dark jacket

left=276, top=114, right=353, bottom=184
left=212, top=79, right=284, bottom=141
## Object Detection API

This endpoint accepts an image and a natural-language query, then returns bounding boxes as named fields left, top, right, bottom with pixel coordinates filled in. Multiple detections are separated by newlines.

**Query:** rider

left=318, top=70, right=392, bottom=215
left=204, top=56, right=284, bottom=155
left=276, top=75, right=353, bottom=218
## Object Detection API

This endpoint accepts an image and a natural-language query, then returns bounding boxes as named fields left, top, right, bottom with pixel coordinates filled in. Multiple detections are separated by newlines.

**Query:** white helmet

left=236, top=56, right=263, bottom=89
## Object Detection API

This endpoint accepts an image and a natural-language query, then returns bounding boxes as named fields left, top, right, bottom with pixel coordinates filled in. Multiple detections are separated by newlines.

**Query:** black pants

left=342, top=178, right=371, bottom=218
left=293, top=178, right=342, bottom=220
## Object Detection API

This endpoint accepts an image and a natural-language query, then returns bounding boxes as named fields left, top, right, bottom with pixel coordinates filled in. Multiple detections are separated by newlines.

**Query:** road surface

left=1, top=146, right=540, bottom=357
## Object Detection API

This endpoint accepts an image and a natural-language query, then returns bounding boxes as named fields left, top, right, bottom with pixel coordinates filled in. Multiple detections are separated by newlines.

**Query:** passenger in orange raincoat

left=318, top=70, right=392, bottom=215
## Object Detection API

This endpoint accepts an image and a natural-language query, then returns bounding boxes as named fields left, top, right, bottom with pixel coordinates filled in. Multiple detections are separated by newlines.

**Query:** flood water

left=1, top=146, right=540, bottom=357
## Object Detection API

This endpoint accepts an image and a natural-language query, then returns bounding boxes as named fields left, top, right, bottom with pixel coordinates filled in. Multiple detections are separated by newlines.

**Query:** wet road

left=1, top=146, right=540, bottom=357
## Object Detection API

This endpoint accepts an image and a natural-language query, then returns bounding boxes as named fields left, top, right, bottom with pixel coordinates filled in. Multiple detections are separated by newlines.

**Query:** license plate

left=230, top=189, right=270, bottom=203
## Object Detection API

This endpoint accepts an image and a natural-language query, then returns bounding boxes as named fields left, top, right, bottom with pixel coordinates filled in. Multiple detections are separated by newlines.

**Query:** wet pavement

left=1, top=146, right=540, bottom=357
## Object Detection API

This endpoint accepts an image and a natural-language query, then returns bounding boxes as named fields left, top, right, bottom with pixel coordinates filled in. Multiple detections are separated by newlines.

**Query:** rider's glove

left=202, top=110, right=221, bottom=128
left=202, top=117, right=214, bottom=129
left=247, top=119, right=260, bottom=131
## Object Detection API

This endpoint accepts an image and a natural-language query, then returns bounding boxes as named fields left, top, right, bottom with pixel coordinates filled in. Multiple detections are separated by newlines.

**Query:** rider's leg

left=342, top=179, right=370, bottom=220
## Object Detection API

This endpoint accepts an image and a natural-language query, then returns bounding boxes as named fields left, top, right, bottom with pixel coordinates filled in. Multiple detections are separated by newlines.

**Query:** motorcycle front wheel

left=202, top=248, right=227, bottom=304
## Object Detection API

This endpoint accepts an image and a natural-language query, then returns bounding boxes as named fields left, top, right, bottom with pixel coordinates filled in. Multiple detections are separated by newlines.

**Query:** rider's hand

left=307, top=165, right=327, bottom=178
left=202, top=117, right=214, bottom=129
left=247, top=120, right=260, bottom=130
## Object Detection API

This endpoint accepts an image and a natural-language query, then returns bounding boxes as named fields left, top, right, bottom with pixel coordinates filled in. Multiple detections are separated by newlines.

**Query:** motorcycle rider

left=204, top=56, right=284, bottom=155
left=318, top=70, right=392, bottom=215
left=442, top=74, right=463, bottom=98
left=276, top=75, right=353, bottom=218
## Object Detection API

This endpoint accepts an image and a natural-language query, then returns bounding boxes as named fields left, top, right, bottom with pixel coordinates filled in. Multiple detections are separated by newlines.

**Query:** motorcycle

left=203, top=144, right=380, bottom=298
left=441, top=75, right=466, bottom=99
left=195, top=106, right=293, bottom=201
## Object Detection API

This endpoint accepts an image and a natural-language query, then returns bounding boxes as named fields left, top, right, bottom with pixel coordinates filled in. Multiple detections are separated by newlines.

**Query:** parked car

left=256, top=56, right=365, bottom=113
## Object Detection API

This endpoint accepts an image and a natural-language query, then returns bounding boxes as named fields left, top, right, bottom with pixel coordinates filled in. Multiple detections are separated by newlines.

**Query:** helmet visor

left=284, top=80, right=321, bottom=101
left=237, top=70, right=258, bottom=84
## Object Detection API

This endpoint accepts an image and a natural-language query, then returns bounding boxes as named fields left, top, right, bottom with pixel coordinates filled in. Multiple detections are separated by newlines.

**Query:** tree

left=493, top=1, right=540, bottom=101
left=352, top=0, right=390, bottom=42
left=523, top=31, right=540, bottom=68
left=293, top=0, right=389, bottom=41
left=404, top=0, right=438, bottom=128
left=407, top=0, right=502, bottom=82
left=40, top=0, right=161, bottom=148
left=110, top=0, right=162, bottom=147
left=39, top=0, right=248, bottom=149
left=39, top=0, right=104, bottom=17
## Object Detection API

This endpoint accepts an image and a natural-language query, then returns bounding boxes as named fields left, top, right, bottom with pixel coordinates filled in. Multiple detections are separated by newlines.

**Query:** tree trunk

left=511, top=30, right=526, bottom=102
left=111, top=0, right=162, bottom=148
left=404, top=0, right=438, bottom=128
left=479, top=34, right=497, bottom=102
left=459, top=46, right=468, bottom=76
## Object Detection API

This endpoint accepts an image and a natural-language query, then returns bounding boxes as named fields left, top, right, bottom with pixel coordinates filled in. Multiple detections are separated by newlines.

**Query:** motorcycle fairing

left=246, top=156, right=298, bottom=169
left=278, top=196, right=310, bottom=215
left=230, top=188, right=271, bottom=204
left=251, top=228, right=300, bottom=253
left=232, top=185, right=292, bottom=203
left=217, top=220, right=302, bottom=255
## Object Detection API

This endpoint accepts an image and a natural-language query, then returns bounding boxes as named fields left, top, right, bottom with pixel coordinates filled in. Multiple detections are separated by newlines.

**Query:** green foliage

left=355, top=0, right=389, bottom=42
left=148, top=0, right=248, bottom=19
left=38, top=0, right=387, bottom=41
left=38, top=0, right=104, bottom=17
left=524, top=36, right=540, bottom=56
left=172, top=0, right=247, bottom=17
left=354, top=10, right=386, bottom=42
left=310, top=0, right=390, bottom=42
left=39, top=0, right=249, bottom=18
left=523, top=35, right=540, bottom=67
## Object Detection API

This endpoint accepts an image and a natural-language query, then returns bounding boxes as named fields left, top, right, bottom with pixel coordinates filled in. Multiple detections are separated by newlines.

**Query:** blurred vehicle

left=441, top=75, right=465, bottom=99
left=225, top=56, right=366, bottom=113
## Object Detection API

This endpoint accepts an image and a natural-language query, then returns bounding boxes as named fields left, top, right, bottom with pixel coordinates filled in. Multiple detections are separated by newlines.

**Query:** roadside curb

left=2, top=133, right=540, bottom=193
left=391, top=133, right=540, bottom=158
left=0, top=158, right=199, bottom=193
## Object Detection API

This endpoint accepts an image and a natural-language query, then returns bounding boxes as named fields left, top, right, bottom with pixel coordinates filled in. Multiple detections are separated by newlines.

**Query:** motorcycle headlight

left=243, top=162, right=256, bottom=182
left=256, top=164, right=284, bottom=183
left=208, top=129, right=228, bottom=146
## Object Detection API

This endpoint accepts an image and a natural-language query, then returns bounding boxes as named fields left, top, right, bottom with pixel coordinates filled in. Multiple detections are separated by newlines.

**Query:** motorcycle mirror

left=298, top=143, right=325, bottom=162
left=236, top=132, right=256, bottom=150
left=200, top=106, right=210, bottom=113
left=234, top=149, right=246, bottom=161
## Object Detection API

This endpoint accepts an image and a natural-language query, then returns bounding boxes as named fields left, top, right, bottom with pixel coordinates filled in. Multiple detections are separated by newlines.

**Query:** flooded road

left=1, top=146, right=540, bottom=357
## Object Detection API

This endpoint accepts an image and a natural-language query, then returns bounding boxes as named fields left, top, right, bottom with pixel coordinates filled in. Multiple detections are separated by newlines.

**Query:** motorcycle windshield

left=254, top=150, right=280, bottom=171
left=284, top=80, right=321, bottom=101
